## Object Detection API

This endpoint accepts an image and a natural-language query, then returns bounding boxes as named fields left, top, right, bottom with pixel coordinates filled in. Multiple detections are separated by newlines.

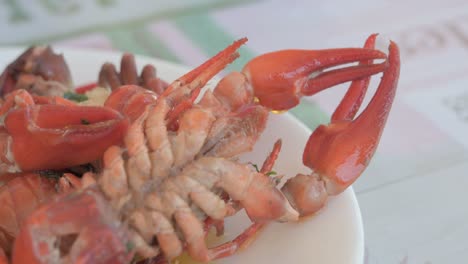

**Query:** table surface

left=2, top=1, right=468, bottom=263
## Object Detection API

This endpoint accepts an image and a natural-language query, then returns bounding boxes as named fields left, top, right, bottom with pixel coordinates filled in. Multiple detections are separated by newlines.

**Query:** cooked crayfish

left=8, top=34, right=399, bottom=264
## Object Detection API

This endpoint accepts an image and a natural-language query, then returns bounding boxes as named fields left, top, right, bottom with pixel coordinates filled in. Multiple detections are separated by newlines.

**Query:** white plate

left=0, top=47, right=364, bottom=264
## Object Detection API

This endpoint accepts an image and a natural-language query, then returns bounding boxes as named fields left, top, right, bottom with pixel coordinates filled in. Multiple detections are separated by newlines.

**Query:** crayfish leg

left=206, top=222, right=266, bottom=261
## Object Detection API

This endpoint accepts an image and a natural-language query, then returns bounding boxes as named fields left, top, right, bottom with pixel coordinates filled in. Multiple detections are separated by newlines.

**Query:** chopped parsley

left=126, top=241, right=135, bottom=252
left=249, top=162, right=260, bottom=172
left=63, top=91, right=88, bottom=102
left=249, top=162, right=277, bottom=176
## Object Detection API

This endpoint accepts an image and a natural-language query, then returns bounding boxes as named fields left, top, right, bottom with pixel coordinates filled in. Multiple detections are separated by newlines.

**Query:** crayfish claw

left=4, top=104, right=129, bottom=172
left=332, top=33, right=379, bottom=121
left=303, top=38, right=400, bottom=195
left=242, top=45, right=387, bottom=111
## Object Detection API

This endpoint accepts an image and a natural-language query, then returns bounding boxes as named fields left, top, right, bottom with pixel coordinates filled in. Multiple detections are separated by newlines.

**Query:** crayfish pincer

left=0, top=89, right=129, bottom=174
left=10, top=34, right=399, bottom=264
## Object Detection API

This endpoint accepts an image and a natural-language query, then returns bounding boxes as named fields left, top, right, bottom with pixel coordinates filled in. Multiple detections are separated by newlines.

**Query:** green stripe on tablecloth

left=174, top=13, right=330, bottom=130
left=2, top=0, right=255, bottom=46
left=104, top=27, right=181, bottom=63
left=105, top=29, right=149, bottom=55
left=39, top=0, right=79, bottom=14
left=131, top=27, right=181, bottom=63
left=173, top=13, right=256, bottom=73
left=289, top=101, right=330, bottom=130
left=4, top=0, right=30, bottom=23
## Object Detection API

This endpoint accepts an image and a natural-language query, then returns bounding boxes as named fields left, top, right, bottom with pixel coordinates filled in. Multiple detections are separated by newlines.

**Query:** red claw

left=243, top=45, right=387, bottom=111
left=303, top=39, right=400, bottom=194
left=241, top=34, right=399, bottom=196
left=4, top=104, right=129, bottom=171
left=332, top=34, right=379, bottom=121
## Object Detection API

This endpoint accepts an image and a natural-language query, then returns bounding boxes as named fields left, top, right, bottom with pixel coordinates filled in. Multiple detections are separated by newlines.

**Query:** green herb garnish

left=249, top=162, right=260, bottom=172
left=126, top=241, right=135, bottom=252
left=64, top=91, right=88, bottom=102
left=249, top=162, right=277, bottom=176
left=80, top=119, right=90, bottom=125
